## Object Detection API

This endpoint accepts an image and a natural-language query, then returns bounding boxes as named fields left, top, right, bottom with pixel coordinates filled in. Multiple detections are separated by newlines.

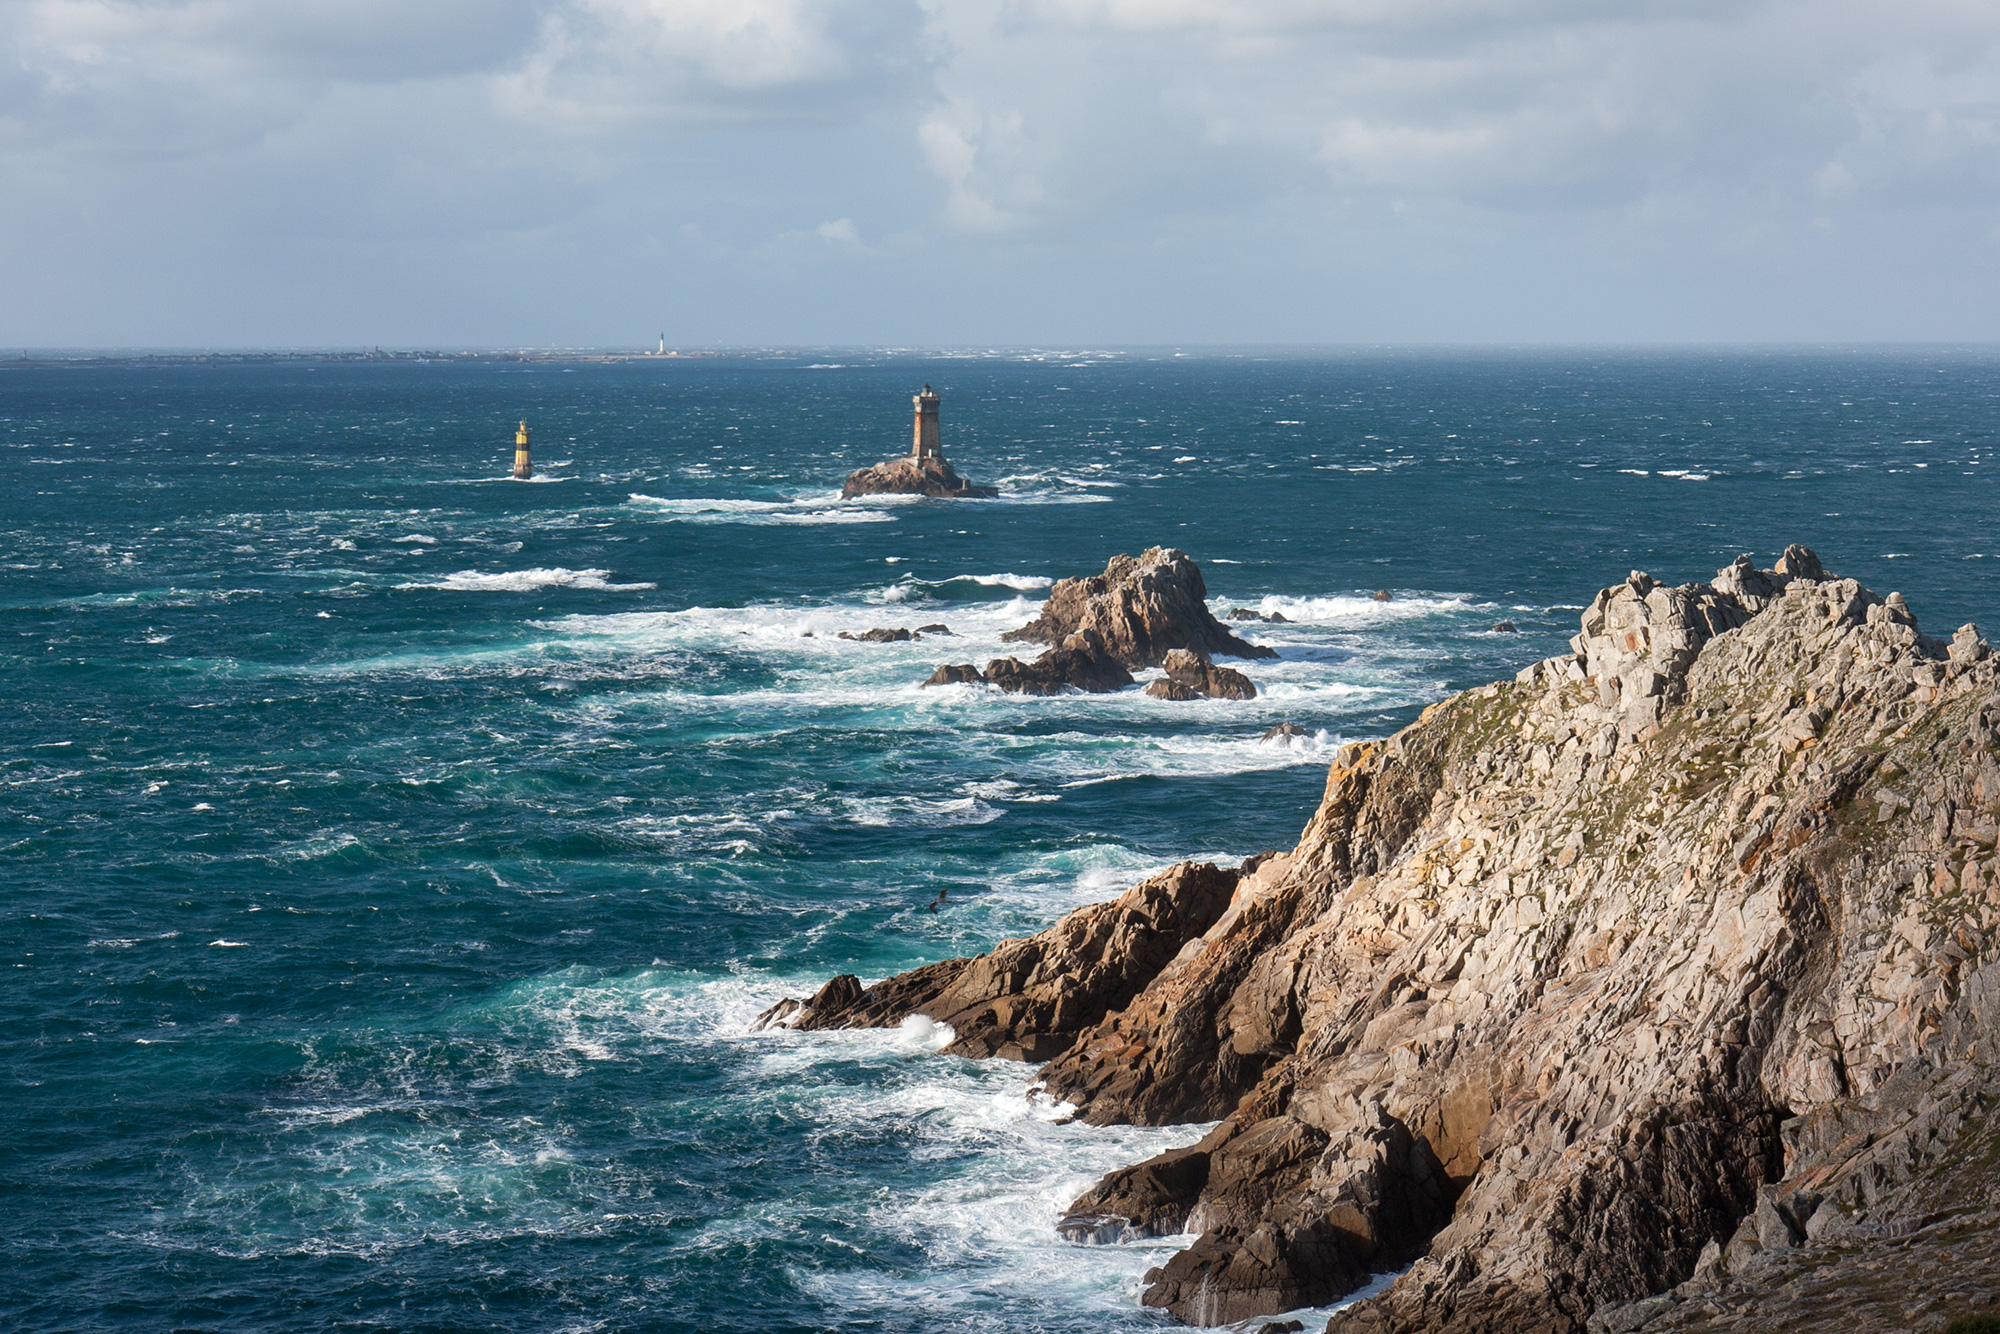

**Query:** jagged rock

left=841, top=454, right=997, bottom=499
left=915, top=623, right=953, bottom=635
left=1060, top=1126, right=1227, bottom=1241
left=751, top=861, right=1239, bottom=1062
left=983, top=629, right=1135, bottom=695
left=1230, top=608, right=1293, bottom=624
left=1490, top=621, right=1517, bottom=634
left=1003, top=547, right=1277, bottom=667
left=1372, top=589, right=1392, bottom=602
left=1145, top=1216, right=1367, bottom=1325
left=921, top=662, right=985, bottom=687
left=1145, top=647, right=1258, bottom=701
left=776, top=544, right=2000, bottom=1333
left=1262, top=722, right=1310, bottom=742
left=838, top=627, right=913, bottom=642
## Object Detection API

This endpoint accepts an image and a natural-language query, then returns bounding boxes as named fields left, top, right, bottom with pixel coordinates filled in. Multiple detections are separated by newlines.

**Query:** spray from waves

left=880, top=572, right=1054, bottom=603
left=396, top=568, right=658, bottom=592
left=1236, top=591, right=1490, bottom=625
left=171, top=962, right=1211, bottom=1322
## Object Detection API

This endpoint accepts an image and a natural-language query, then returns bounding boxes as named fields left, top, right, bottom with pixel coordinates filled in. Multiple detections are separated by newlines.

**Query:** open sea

left=6, top=348, right=2000, bottom=1334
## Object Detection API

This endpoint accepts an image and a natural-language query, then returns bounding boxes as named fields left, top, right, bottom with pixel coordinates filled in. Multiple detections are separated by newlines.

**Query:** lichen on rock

left=765, top=543, right=2000, bottom=1332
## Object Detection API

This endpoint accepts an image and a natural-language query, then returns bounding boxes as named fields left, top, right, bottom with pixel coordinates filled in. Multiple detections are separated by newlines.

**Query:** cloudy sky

left=5, top=0, right=2000, bottom=346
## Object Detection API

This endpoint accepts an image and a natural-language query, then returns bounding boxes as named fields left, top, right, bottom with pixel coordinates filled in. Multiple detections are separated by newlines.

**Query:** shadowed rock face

left=841, top=455, right=997, bottom=499
left=921, top=628, right=1136, bottom=695
left=751, top=861, right=1241, bottom=1063
left=1003, top=547, right=1278, bottom=667
left=1143, top=648, right=1257, bottom=701
left=761, top=543, right=2000, bottom=1333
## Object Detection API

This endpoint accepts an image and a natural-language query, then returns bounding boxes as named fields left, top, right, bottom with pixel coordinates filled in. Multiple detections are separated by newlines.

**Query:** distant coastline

left=0, top=347, right=723, bottom=370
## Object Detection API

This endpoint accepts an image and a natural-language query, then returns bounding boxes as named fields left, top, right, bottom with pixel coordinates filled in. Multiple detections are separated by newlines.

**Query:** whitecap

left=397, top=568, right=656, bottom=592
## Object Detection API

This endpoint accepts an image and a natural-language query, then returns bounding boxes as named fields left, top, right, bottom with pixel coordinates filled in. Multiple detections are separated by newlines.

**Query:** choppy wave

left=397, top=568, right=657, bottom=592
left=627, top=492, right=895, bottom=525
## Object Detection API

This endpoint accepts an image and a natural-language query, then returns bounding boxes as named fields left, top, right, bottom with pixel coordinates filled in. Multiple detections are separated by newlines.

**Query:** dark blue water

left=6, top=349, right=1999, bottom=1333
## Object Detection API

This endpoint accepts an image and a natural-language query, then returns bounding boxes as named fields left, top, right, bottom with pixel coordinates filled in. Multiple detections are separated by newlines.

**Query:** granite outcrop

left=1003, top=548, right=1278, bottom=667
left=764, top=543, right=2000, bottom=1332
left=841, top=454, right=997, bottom=499
left=924, top=548, right=1272, bottom=696
left=1144, top=648, right=1258, bottom=701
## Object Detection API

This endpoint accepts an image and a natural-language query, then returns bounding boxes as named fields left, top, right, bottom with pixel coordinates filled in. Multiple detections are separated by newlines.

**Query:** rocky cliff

left=762, top=546, right=2000, bottom=1332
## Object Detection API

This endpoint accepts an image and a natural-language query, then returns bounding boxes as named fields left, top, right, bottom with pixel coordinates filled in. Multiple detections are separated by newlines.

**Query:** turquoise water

left=6, top=349, right=2000, bottom=1332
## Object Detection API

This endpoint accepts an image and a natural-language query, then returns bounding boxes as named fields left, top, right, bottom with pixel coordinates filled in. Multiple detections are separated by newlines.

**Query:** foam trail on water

left=398, top=567, right=656, bottom=592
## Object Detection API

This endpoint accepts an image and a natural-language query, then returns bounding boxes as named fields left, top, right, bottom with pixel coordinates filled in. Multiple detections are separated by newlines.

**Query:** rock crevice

left=765, top=544, right=2000, bottom=1332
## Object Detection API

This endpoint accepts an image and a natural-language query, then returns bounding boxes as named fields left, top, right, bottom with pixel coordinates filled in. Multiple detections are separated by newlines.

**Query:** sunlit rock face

left=764, top=544, right=2000, bottom=1332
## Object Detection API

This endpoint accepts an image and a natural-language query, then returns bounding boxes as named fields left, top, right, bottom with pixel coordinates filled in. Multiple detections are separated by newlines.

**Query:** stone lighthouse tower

left=513, top=420, right=531, bottom=480
left=911, top=385, right=940, bottom=460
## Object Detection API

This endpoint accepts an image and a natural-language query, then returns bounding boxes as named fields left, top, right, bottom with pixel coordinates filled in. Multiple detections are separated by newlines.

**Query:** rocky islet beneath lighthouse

left=841, top=385, right=998, bottom=499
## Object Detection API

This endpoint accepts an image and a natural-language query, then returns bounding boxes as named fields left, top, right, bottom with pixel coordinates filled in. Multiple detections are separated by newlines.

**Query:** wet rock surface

left=1142, top=647, right=1258, bottom=701
left=769, top=543, right=2000, bottom=1332
left=839, top=625, right=952, bottom=642
left=840, top=455, right=998, bottom=499
left=1003, top=547, right=1277, bottom=667
left=923, top=628, right=1137, bottom=695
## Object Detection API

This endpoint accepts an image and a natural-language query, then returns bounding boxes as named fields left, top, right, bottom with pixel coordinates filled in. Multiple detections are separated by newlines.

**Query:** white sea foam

left=627, top=492, right=895, bottom=525
left=397, top=568, right=657, bottom=592
left=896, top=1014, right=957, bottom=1051
left=880, top=572, right=1054, bottom=603
left=1241, top=592, right=1483, bottom=624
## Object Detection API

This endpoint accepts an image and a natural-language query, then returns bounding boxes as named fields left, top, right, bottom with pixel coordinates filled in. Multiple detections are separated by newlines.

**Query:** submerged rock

left=1260, top=721, right=1309, bottom=742
left=1490, top=620, right=1516, bottom=634
left=838, top=627, right=913, bottom=642
left=1003, top=547, right=1276, bottom=667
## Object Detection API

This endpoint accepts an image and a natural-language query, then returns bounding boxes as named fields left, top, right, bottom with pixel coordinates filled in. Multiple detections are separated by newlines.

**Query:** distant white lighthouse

left=657, top=333, right=666, bottom=355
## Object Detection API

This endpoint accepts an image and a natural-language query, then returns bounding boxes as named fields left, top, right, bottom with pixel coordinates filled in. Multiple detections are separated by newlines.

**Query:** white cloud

left=2, top=0, right=1999, bottom=341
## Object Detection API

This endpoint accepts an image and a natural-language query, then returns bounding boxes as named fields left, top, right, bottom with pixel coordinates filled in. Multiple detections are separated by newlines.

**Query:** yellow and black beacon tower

left=512, top=420, right=532, bottom=480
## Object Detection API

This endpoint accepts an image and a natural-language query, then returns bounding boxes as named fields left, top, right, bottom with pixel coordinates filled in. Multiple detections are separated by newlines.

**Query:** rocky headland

left=764, top=544, right=2000, bottom=1332
left=841, top=454, right=998, bottom=499
left=925, top=547, right=1275, bottom=696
